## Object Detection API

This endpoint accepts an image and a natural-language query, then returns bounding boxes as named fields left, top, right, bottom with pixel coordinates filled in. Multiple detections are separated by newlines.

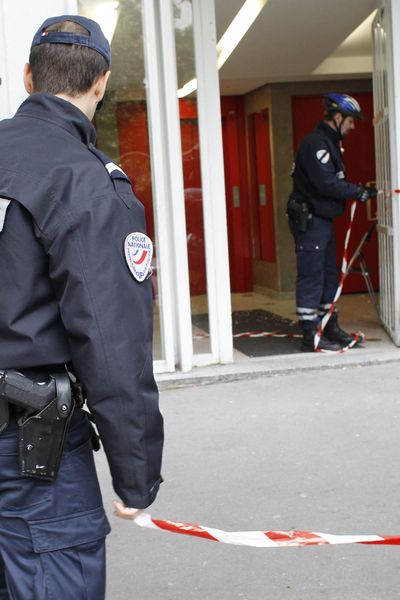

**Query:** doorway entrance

left=163, top=89, right=381, bottom=358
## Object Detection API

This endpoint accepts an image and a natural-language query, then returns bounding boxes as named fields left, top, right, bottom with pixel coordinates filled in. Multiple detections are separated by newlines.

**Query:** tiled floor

left=153, top=288, right=391, bottom=362
left=230, top=290, right=388, bottom=358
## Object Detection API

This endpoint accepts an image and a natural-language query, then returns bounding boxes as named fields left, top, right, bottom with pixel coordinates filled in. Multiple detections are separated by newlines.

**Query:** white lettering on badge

left=124, top=232, right=153, bottom=282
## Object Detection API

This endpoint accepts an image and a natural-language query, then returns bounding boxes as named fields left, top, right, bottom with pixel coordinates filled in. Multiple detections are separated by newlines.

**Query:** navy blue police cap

left=31, top=15, right=111, bottom=66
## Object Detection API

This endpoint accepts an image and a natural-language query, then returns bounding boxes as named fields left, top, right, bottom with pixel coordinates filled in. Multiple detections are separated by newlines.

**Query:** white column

left=142, top=0, right=193, bottom=372
left=388, top=0, right=400, bottom=344
left=0, top=3, right=10, bottom=120
left=157, top=0, right=194, bottom=371
left=192, top=0, right=233, bottom=364
left=0, top=0, right=76, bottom=118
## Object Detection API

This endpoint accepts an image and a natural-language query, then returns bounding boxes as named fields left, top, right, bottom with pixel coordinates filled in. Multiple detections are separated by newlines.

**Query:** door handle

left=233, top=185, right=240, bottom=208
left=259, top=183, right=267, bottom=206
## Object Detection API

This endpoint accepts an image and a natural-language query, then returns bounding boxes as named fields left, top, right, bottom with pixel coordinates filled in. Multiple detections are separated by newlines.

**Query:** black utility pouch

left=296, top=202, right=311, bottom=232
left=287, top=194, right=312, bottom=232
left=18, top=373, right=74, bottom=482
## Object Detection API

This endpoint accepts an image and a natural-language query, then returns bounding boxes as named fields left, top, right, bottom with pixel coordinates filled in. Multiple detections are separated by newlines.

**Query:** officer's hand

left=113, top=500, right=143, bottom=521
left=357, top=185, right=378, bottom=202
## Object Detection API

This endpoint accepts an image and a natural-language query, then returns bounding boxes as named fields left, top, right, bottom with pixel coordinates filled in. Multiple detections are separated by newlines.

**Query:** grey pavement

left=98, top=351, right=400, bottom=600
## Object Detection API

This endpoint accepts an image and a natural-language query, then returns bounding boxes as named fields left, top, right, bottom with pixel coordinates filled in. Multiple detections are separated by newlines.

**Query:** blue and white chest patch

left=316, top=149, right=330, bottom=164
left=124, top=232, right=153, bottom=282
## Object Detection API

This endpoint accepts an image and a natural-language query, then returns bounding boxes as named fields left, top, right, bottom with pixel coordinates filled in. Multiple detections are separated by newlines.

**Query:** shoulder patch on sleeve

left=124, top=232, right=153, bottom=282
left=0, top=198, right=11, bottom=232
left=105, top=162, right=128, bottom=177
left=316, top=149, right=330, bottom=164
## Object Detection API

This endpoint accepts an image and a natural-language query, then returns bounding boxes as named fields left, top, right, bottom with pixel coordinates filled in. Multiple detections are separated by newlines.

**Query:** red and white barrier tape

left=194, top=329, right=365, bottom=348
left=314, top=188, right=399, bottom=350
left=379, top=188, right=400, bottom=197
left=193, top=331, right=303, bottom=340
left=234, top=331, right=301, bottom=339
left=195, top=199, right=368, bottom=353
left=134, top=513, right=400, bottom=547
left=314, top=200, right=358, bottom=352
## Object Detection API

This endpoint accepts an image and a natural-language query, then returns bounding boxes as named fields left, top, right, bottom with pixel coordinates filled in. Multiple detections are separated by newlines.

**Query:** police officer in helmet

left=287, top=93, right=377, bottom=352
left=0, top=15, right=163, bottom=599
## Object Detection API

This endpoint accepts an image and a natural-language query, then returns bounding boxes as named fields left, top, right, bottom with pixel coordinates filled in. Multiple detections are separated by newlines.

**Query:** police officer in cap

left=0, top=15, right=163, bottom=599
left=287, top=93, right=377, bottom=352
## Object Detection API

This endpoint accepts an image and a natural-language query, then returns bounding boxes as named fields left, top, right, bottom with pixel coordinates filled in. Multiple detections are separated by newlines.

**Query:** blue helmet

left=324, top=93, right=363, bottom=120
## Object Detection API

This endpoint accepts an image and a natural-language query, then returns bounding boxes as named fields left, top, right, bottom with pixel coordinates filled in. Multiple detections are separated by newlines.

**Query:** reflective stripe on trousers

left=289, top=214, right=339, bottom=330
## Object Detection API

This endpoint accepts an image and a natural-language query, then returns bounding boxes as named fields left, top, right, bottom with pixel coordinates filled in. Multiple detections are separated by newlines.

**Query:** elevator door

left=221, top=96, right=253, bottom=292
left=248, top=110, right=276, bottom=263
left=116, top=97, right=253, bottom=296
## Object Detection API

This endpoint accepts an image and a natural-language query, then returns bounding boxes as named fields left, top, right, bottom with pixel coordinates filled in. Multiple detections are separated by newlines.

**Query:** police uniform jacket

left=0, top=93, right=163, bottom=509
left=292, top=121, right=361, bottom=220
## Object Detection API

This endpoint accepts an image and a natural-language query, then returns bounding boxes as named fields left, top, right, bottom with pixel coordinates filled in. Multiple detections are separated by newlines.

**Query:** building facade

left=1, top=0, right=399, bottom=373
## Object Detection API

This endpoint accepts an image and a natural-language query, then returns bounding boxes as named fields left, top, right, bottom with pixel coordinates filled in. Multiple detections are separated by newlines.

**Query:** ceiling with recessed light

left=215, top=0, right=379, bottom=95
left=79, top=0, right=380, bottom=98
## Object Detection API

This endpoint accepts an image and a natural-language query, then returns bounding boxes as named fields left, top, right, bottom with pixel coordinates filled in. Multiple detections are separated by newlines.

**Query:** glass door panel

left=174, top=0, right=211, bottom=355
left=78, top=0, right=164, bottom=360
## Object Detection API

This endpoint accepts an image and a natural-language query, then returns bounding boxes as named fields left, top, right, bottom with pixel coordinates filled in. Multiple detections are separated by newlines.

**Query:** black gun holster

left=287, top=193, right=312, bottom=232
left=0, top=369, right=76, bottom=482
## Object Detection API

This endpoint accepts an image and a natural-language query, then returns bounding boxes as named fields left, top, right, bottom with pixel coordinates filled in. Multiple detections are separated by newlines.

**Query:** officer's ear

left=94, top=70, right=111, bottom=105
left=333, top=111, right=343, bottom=127
left=24, top=63, right=34, bottom=95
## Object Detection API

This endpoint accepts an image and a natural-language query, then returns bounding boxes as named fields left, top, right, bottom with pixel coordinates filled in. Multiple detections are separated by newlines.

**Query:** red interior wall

left=179, top=99, right=207, bottom=296
left=116, top=97, right=253, bottom=296
left=116, top=101, right=154, bottom=239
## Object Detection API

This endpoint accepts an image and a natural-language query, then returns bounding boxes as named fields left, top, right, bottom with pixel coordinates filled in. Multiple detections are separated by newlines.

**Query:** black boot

left=324, top=320, right=354, bottom=346
left=301, top=330, right=342, bottom=352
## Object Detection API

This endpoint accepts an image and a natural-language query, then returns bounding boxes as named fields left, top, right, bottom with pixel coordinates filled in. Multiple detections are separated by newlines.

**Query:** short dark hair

left=29, top=20, right=109, bottom=96
left=324, top=109, right=339, bottom=122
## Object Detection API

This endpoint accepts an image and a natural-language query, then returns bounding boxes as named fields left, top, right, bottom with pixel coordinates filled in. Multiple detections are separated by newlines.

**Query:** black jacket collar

left=316, top=120, right=341, bottom=145
left=15, top=93, right=96, bottom=146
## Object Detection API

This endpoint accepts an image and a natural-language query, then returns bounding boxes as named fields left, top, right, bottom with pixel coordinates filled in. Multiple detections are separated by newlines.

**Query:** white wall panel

left=1, top=0, right=77, bottom=117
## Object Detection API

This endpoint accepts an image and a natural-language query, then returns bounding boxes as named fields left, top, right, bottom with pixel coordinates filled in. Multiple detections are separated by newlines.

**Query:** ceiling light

left=216, top=0, right=268, bottom=69
left=177, top=0, right=268, bottom=98
left=177, top=78, right=197, bottom=99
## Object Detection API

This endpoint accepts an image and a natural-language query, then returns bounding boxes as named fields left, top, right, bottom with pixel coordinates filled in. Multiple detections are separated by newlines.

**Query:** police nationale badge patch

left=124, top=232, right=153, bottom=282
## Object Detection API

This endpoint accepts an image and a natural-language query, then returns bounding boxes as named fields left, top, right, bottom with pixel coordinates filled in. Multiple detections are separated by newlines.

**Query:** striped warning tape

left=233, top=330, right=301, bottom=339
left=315, top=330, right=366, bottom=354
left=378, top=188, right=400, bottom=196
left=134, top=513, right=400, bottom=547
left=365, top=182, right=400, bottom=197
left=313, top=187, right=398, bottom=350
left=194, top=330, right=365, bottom=350
left=314, top=200, right=357, bottom=351
left=195, top=198, right=369, bottom=353
left=193, top=331, right=303, bottom=340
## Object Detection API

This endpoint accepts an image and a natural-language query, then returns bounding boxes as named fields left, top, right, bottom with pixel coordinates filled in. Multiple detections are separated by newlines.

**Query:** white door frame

left=0, top=0, right=77, bottom=119
left=373, top=1, right=400, bottom=345
left=192, top=0, right=233, bottom=366
left=144, top=0, right=233, bottom=370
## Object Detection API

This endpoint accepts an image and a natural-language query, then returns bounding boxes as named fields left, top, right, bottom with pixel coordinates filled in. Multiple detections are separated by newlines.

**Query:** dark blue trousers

left=289, top=215, right=339, bottom=331
left=0, top=410, right=110, bottom=600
